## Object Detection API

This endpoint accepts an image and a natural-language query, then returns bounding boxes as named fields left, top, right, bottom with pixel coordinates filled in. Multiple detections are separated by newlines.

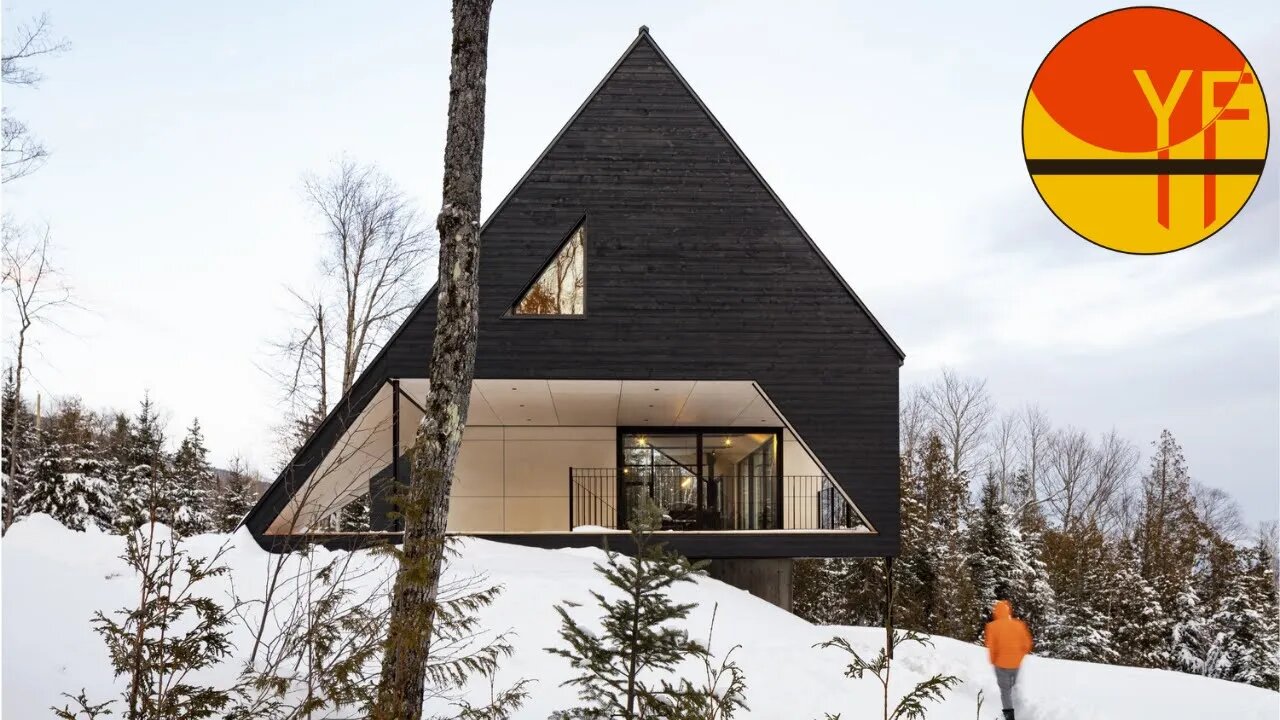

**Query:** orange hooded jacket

left=984, top=600, right=1033, bottom=669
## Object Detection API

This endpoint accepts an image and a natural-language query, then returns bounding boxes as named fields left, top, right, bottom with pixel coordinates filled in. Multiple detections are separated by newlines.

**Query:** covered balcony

left=264, top=379, right=869, bottom=545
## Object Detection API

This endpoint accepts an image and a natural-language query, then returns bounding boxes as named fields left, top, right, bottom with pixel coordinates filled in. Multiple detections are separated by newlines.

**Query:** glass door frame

left=615, top=426, right=784, bottom=530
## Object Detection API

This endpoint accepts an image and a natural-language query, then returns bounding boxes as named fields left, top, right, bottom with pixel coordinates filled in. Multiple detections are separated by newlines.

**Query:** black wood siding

left=246, top=33, right=902, bottom=557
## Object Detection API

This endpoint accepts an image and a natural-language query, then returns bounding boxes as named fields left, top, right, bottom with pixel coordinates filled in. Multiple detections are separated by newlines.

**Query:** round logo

left=1023, top=7, right=1268, bottom=254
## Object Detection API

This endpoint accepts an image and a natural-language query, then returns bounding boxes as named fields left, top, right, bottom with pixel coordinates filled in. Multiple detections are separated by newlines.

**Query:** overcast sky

left=4, top=1, right=1277, bottom=525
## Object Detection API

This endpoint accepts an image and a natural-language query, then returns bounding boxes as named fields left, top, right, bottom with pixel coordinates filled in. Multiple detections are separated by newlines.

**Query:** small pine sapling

left=546, top=498, right=710, bottom=719
left=816, top=630, right=960, bottom=720
left=448, top=675, right=533, bottom=720
left=57, top=505, right=238, bottom=720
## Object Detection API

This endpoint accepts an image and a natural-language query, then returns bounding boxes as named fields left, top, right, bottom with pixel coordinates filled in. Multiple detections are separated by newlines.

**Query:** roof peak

left=638, top=25, right=649, bottom=35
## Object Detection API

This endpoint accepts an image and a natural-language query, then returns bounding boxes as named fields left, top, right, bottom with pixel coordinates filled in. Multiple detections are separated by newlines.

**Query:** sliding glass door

left=618, top=428, right=781, bottom=530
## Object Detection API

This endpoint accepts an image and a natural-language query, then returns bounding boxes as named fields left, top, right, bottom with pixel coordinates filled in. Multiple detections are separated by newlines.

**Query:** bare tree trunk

left=372, top=1, right=491, bottom=717
left=5, top=328, right=26, bottom=531
left=2, top=224, right=73, bottom=533
left=316, top=303, right=329, bottom=416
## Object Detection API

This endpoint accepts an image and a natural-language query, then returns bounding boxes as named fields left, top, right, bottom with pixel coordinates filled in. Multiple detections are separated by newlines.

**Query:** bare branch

left=2, top=13, right=70, bottom=87
left=301, top=157, right=435, bottom=396
left=920, top=368, right=992, bottom=477
left=1, top=12, right=69, bottom=183
left=1, top=218, right=78, bottom=532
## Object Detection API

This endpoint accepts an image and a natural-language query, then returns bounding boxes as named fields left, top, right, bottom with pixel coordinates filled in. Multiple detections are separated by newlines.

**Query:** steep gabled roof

left=483, top=27, right=904, bottom=360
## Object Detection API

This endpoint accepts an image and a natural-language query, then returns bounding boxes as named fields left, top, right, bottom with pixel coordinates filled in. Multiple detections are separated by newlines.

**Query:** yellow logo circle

left=1023, top=7, right=1268, bottom=254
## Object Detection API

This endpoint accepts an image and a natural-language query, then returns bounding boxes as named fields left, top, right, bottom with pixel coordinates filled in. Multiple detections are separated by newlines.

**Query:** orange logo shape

left=1023, top=7, right=1268, bottom=254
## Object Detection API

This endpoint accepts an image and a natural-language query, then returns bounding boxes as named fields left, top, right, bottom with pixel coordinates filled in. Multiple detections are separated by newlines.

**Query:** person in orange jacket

left=984, top=599, right=1033, bottom=720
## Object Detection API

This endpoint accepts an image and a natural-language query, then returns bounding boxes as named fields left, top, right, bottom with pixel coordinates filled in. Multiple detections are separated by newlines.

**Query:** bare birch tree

left=267, top=160, right=432, bottom=460
left=1040, top=427, right=1094, bottom=531
left=1017, top=404, right=1051, bottom=505
left=1192, top=482, right=1245, bottom=545
left=268, top=290, right=331, bottom=457
left=1090, top=428, right=1139, bottom=532
left=2, top=221, right=75, bottom=532
left=1040, top=427, right=1135, bottom=533
left=2, top=12, right=69, bottom=183
left=988, top=410, right=1020, bottom=502
left=303, top=158, right=433, bottom=395
left=899, top=386, right=928, bottom=478
left=921, top=368, right=992, bottom=477
left=374, top=1, right=492, bottom=717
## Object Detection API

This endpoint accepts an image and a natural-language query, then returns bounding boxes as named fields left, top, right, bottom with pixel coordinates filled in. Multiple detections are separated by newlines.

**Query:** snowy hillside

left=3, top=515, right=1276, bottom=719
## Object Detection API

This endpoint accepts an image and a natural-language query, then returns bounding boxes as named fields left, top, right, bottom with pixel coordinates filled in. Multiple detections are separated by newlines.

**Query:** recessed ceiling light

left=511, top=387, right=517, bottom=391
left=653, top=388, right=659, bottom=392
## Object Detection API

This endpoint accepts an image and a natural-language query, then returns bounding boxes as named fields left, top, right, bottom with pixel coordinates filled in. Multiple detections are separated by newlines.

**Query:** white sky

left=3, top=1, right=1277, bottom=523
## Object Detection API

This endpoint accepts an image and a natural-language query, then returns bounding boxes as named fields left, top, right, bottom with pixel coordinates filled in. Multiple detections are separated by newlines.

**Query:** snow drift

left=3, top=514, right=1276, bottom=719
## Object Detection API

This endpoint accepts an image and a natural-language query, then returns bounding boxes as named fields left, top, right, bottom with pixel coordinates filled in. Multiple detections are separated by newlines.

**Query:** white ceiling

left=398, top=379, right=783, bottom=427
left=461, top=379, right=783, bottom=427
left=267, top=378, right=870, bottom=534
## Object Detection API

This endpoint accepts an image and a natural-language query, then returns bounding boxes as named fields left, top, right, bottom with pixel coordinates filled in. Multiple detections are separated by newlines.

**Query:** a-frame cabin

left=244, top=27, right=904, bottom=585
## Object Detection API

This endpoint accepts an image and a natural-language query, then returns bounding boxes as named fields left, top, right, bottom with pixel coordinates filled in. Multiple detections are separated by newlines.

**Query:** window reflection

left=513, top=226, right=585, bottom=315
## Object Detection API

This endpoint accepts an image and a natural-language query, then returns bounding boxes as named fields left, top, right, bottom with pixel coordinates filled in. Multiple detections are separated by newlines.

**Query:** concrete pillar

left=705, top=558, right=793, bottom=612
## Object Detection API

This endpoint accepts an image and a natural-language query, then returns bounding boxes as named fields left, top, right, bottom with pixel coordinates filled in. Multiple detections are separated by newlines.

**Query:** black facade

left=244, top=29, right=903, bottom=558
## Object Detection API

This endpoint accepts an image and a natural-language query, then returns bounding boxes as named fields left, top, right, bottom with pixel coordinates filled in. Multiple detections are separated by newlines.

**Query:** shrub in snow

left=230, top=538, right=528, bottom=719
left=816, top=630, right=960, bottom=720
left=663, top=605, right=749, bottom=720
left=56, top=520, right=236, bottom=720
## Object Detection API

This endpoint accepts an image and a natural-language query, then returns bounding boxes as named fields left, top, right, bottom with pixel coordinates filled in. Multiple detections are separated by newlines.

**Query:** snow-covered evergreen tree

left=968, top=473, right=1028, bottom=637
left=18, top=425, right=63, bottom=517
left=1012, top=496, right=1063, bottom=655
left=1052, top=592, right=1118, bottom=663
left=793, top=557, right=884, bottom=627
left=113, top=394, right=175, bottom=533
left=2, top=367, right=38, bottom=530
left=1104, top=540, right=1170, bottom=669
left=1205, top=570, right=1263, bottom=684
left=171, top=418, right=214, bottom=535
left=213, top=456, right=258, bottom=533
left=1245, top=536, right=1280, bottom=690
left=1169, top=579, right=1211, bottom=675
left=16, top=402, right=115, bottom=532
left=898, top=433, right=973, bottom=638
left=1205, top=540, right=1280, bottom=689
left=1135, top=430, right=1199, bottom=610
left=1045, top=526, right=1118, bottom=664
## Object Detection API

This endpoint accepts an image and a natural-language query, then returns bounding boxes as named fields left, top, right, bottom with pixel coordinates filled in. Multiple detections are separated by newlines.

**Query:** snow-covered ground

left=3, top=514, right=1277, bottom=719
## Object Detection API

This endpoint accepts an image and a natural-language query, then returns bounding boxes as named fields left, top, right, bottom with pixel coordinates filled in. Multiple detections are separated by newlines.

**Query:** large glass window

left=619, top=430, right=779, bottom=530
left=512, top=225, right=585, bottom=315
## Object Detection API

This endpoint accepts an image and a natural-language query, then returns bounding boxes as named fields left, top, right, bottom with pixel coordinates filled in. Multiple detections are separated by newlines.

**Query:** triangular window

left=511, top=224, right=585, bottom=315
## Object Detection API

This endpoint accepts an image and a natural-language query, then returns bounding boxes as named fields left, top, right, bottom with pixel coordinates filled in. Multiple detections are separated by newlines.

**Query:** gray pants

left=995, top=667, right=1019, bottom=710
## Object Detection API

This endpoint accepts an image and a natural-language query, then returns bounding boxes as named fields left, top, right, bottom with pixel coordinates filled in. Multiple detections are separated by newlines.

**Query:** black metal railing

left=796, top=476, right=863, bottom=530
left=568, top=468, right=863, bottom=531
left=569, top=467, right=619, bottom=530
